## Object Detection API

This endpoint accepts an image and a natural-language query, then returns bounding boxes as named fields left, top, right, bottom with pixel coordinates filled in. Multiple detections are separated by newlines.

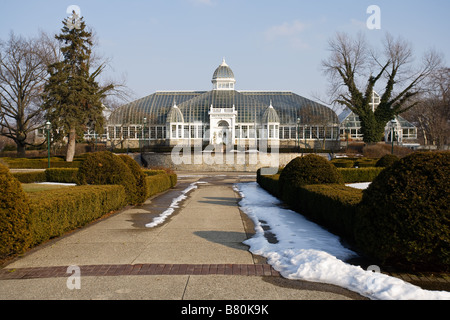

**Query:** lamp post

left=391, top=118, right=398, bottom=155
left=297, top=117, right=302, bottom=156
left=143, top=117, right=147, bottom=151
left=45, top=121, right=51, bottom=168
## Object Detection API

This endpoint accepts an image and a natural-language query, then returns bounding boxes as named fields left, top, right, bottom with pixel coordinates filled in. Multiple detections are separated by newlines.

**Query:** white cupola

left=212, top=58, right=236, bottom=90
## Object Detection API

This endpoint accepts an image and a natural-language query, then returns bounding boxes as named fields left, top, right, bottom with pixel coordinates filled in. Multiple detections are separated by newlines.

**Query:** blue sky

left=1, top=0, right=449, bottom=106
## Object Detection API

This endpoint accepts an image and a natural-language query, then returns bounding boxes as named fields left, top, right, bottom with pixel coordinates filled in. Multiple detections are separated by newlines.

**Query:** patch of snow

left=234, top=182, right=450, bottom=300
left=37, top=182, right=77, bottom=186
left=145, top=181, right=205, bottom=228
left=345, top=182, right=371, bottom=190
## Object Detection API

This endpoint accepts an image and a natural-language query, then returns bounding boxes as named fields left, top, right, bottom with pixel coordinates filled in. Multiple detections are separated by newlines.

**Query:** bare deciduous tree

left=403, top=67, right=450, bottom=149
left=322, top=32, right=442, bottom=143
left=0, top=32, right=55, bottom=157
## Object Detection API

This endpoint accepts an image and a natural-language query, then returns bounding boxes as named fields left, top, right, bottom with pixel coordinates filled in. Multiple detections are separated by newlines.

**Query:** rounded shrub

left=375, top=154, right=400, bottom=168
left=279, top=155, right=344, bottom=204
left=77, top=151, right=138, bottom=204
left=331, top=158, right=355, bottom=168
left=354, top=151, right=450, bottom=271
left=118, top=155, right=148, bottom=204
left=0, top=163, right=32, bottom=259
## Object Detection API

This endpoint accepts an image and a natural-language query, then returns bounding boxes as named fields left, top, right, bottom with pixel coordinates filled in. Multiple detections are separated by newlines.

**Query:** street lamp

left=45, top=121, right=51, bottom=168
left=346, top=121, right=350, bottom=151
left=143, top=117, right=147, bottom=151
left=391, top=118, right=398, bottom=155
left=297, top=117, right=302, bottom=156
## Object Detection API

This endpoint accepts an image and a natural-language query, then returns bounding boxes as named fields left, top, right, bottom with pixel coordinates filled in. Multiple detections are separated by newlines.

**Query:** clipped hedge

left=354, top=158, right=378, bottom=168
left=375, top=154, right=399, bottom=167
left=338, top=167, right=384, bottom=183
left=118, top=155, right=148, bottom=204
left=77, top=151, right=138, bottom=205
left=143, top=169, right=167, bottom=176
left=2, top=157, right=82, bottom=169
left=296, top=184, right=363, bottom=241
left=355, top=151, right=450, bottom=271
left=145, top=173, right=178, bottom=198
left=0, top=164, right=32, bottom=259
left=256, top=169, right=281, bottom=198
left=259, top=151, right=450, bottom=272
left=279, top=155, right=343, bottom=205
left=330, top=158, right=355, bottom=168
left=28, top=185, right=127, bottom=246
left=257, top=168, right=362, bottom=242
left=12, top=171, right=47, bottom=183
left=45, top=168, right=79, bottom=183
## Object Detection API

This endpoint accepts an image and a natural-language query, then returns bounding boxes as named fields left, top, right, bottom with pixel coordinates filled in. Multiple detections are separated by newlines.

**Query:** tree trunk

left=16, top=142, right=26, bottom=158
left=66, top=127, right=77, bottom=162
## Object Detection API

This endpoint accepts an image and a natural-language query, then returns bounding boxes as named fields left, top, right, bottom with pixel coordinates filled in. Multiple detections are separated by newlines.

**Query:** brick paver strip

left=0, top=264, right=280, bottom=280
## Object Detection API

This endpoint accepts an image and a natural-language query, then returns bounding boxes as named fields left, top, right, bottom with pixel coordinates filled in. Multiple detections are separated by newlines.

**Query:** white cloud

left=265, top=20, right=309, bottom=49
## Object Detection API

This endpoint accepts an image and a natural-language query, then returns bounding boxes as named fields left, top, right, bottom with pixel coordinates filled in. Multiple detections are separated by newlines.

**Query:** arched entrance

left=217, top=120, right=230, bottom=145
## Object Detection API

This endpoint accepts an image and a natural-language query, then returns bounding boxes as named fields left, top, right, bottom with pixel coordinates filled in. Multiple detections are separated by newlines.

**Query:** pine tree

left=42, top=12, right=113, bottom=162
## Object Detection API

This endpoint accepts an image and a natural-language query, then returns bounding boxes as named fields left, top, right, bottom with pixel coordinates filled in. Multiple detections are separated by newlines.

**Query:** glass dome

left=262, top=103, right=280, bottom=123
left=166, top=103, right=184, bottom=123
left=212, top=58, right=235, bottom=80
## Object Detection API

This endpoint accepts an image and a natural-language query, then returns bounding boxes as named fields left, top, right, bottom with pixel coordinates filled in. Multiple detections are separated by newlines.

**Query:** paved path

left=0, top=172, right=366, bottom=300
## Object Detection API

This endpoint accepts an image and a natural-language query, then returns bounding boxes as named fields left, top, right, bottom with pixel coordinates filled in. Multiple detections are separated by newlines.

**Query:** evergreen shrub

left=142, top=169, right=167, bottom=176
left=256, top=169, right=280, bottom=197
left=0, top=164, right=32, bottom=259
left=330, top=158, right=355, bottom=168
left=297, top=184, right=363, bottom=241
left=354, top=151, right=450, bottom=271
left=118, top=155, right=148, bottom=204
left=375, top=154, right=400, bottom=167
left=145, top=173, right=178, bottom=198
left=338, top=167, right=384, bottom=183
left=12, top=171, right=47, bottom=183
left=3, top=157, right=81, bottom=169
left=76, top=151, right=138, bottom=204
left=45, top=168, right=79, bottom=183
left=28, top=185, right=126, bottom=245
left=279, top=155, right=344, bottom=204
left=354, top=158, right=378, bottom=168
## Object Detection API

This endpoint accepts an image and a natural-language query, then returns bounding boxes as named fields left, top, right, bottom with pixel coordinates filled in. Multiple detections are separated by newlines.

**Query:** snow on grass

left=145, top=181, right=207, bottom=228
left=37, top=182, right=77, bottom=186
left=345, top=182, right=371, bottom=190
left=234, top=182, right=450, bottom=300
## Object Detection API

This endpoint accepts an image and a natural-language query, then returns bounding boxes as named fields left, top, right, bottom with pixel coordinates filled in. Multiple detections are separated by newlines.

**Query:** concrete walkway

left=0, top=172, right=366, bottom=300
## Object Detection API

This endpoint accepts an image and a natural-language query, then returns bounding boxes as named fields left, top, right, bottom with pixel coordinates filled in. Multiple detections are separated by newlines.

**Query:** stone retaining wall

left=136, top=152, right=330, bottom=172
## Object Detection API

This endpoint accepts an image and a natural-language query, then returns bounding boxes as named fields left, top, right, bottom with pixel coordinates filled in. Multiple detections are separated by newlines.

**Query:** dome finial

left=221, top=57, right=228, bottom=66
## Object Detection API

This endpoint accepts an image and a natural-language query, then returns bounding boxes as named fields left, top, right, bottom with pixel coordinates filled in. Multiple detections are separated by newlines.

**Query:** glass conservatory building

left=106, top=59, right=340, bottom=150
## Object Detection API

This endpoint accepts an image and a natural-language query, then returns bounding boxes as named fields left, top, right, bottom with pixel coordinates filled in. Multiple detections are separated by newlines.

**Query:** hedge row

left=257, top=167, right=382, bottom=188
left=145, top=173, right=177, bottom=198
left=257, top=171, right=363, bottom=242
left=337, top=167, right=384, bottom=183
left=258, top=151, right=450, bottom=272
left=27, top=185, right=127, bottom=246
left=331, top=157, right=378, bottom=168
left=12, top=171, right=47, bottom=183
left=2, top=157, right=82, bottom=169
left=12, top=168, right=171, bottom=184
left=1, top=158, right=178, bottom=260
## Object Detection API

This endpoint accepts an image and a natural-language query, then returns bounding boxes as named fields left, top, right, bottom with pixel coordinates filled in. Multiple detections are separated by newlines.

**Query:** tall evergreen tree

left=42, top=12, right=112, bottom=162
